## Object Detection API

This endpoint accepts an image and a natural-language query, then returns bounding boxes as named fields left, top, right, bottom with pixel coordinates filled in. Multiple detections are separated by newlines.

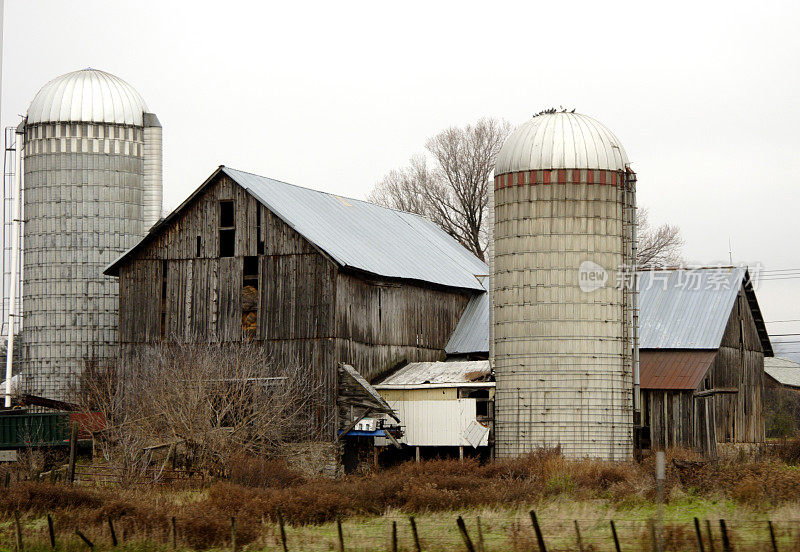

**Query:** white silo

left=492, top=111, right=636, bottom=460
left=19, top=68, right=162, bottom=401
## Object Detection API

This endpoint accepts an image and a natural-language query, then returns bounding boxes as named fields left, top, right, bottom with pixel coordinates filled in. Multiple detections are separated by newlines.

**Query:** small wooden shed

left=637, top=268, right=772, bottom=455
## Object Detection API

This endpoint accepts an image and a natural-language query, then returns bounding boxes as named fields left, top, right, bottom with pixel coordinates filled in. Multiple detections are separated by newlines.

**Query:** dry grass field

left=3, top=445, right=800, bottom=551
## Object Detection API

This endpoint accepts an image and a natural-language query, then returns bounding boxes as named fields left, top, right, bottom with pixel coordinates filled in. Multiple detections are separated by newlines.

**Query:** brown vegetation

left=5, top=447, right=800, bottom=548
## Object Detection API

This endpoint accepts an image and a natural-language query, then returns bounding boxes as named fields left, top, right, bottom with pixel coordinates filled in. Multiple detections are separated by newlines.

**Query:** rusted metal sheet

left=639, top=350, right=716, bottom=390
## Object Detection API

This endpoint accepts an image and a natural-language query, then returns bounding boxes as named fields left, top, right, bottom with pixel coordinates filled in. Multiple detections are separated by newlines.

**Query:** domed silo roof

left=26, top=68, right=148, bottom=126
left=495, top=112, right=628, bottom=174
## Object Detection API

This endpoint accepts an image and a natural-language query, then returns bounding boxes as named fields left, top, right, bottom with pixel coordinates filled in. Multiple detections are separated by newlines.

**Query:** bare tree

left=75, top=342, right=326, bottom=479
left=636, top=207, right=684, bottom=268
left=369, top=118, right=512, bottom=261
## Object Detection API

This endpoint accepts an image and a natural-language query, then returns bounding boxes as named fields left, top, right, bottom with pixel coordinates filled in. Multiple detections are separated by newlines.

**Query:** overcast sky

left=2, top=1, right=799, bottom=356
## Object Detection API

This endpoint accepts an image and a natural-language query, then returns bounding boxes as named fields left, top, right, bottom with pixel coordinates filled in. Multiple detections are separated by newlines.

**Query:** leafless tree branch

left=636, top=207, right=685, bottom=268
left=369, top=118, right=511, bottom=261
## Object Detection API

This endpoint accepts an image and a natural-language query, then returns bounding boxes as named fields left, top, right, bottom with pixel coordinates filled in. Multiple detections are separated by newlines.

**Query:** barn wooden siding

left=642, top=390, right=716, bottom=454
left=643, top=285, right=765, bottom=454
left=335, top=273, right=469, bottom=382
left=116, top=173, right=472, bottom=438
left=709, top=286, right=765, bottom=444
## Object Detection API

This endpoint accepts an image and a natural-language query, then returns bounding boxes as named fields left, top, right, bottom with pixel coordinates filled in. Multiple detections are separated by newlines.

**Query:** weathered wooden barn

left=104, top=166, right=488, bottom=444
left=637, top=268, right=772, bottom=455
left=442, top=266, right=773, bottom=456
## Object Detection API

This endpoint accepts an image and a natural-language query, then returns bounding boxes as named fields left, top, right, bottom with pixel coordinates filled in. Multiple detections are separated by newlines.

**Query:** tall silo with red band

left=492, top=111, right=637, bottom=459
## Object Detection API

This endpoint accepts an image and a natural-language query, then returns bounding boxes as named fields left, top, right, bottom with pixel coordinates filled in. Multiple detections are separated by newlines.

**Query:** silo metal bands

left=492, top=113, right=635, bottom=460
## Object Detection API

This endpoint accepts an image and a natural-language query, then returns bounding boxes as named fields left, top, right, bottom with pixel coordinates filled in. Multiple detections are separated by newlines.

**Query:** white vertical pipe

left=4, top=128, right=21, bottom=408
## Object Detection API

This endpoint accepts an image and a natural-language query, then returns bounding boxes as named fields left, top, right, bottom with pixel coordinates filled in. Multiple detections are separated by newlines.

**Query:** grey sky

left=2, top=1, right=799, bottom=355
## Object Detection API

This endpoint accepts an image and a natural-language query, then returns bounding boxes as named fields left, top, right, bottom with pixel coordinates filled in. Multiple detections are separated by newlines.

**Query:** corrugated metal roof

left=442, top=267, right=763, bottom=355
left=639, top=350, right=716, bottom=390
left=226, top=168, right=486, bottom=290
left=765, top=357, right=800, bottom=388
left=639, top=268, right=745, bottom=349
left=495, top=112, right=629, bottom=174
left=374, top=360, right=491, bottom=388
left=445, top=276, right=489, bottom=354
left=105, top=167, right=487, bottom=291
left=27, top=69, right=148, bottom=125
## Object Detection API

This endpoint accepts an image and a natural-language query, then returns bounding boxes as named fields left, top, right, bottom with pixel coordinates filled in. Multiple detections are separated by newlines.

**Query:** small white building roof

left=765, top=357, right=800, bottom=389
left=374, top=360, right=492, bottom=389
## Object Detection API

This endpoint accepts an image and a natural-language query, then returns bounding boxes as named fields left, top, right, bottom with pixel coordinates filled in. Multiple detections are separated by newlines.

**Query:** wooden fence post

left=574, top=520, right=584, bottom=552
left=409, top=516, right=421, bottom=552
left=768, top=521, right=777, bottom=552
left=108, top=515, right=118, bottom=547
left=231, top=516, right=237, bottom=552
left=336, top=517, right=345, bottom=552
left=13, top=510, right=23, bottom=552
left=456, top=516, right=476, bottom=552
left=719, top=520, right=731, bottom=552
left=75, top=527, right=94, bottom=549
left=529, top=510, right=547, bottom=552
left=694, top=518, right=705, bottom=552
left=171, top=516, right=177, bottom=550
left=610, top=520, right=621, bottom=552
left=47, top=513, right=56, bottom=549
left=277, top=507, right=288, bottom=552
left=67, top=422, right=79, bottom=484
left=391, top=520, right=398, bottom=552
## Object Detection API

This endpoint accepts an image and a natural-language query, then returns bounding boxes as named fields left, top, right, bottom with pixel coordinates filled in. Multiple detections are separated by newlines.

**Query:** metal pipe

left=629, top=170, right=640, bottom=415
left=4, top=127, right=21, bottom=408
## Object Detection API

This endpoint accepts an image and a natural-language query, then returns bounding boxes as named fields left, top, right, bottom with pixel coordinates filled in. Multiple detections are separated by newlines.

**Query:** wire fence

left=5, top=509, right=800, bottom=551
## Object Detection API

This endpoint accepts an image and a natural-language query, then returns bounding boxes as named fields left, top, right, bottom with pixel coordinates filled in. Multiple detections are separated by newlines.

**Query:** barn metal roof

left=639, top=267, right=746, bottom=349
left=639, top=350, right=716, bottom=390
left=495, top=112, right=629, bottom=174
left=764, top=357, right=800, bottom=389
left=445, top=276, right=489, bottom=354
left=374, top=360, right=492, bottom=389
left=105, top=167, right=488, bottom=291
left=27, top=69, right=148, bottom=125
left=440, top=267, right=772, bottom=356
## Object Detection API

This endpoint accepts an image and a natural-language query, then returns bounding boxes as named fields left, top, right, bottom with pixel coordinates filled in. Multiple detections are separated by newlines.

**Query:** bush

left=0, top=482, right=102, bottom=514
left=226, top=454, right=306, bottom=488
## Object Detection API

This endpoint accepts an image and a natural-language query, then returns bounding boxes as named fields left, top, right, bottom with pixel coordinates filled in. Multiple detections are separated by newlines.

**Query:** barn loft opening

left=242, top=256, right=259, bottom=338
left=219, top=200, right=235, bottom=257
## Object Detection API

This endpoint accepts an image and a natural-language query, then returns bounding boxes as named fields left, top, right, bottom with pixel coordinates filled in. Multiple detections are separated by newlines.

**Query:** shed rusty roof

left=639, top=350, right=716, bottom=390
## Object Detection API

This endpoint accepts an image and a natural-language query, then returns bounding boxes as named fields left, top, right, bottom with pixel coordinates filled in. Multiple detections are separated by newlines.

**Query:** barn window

left=219, top=200, right=235, bottom=257
left=460, top=388, right=491, bottom=418
left=256, top=207, right=265, bottom=255
left=242, top=256, right=259, bottom=338
left=196, top=236, right=202, bottom=258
